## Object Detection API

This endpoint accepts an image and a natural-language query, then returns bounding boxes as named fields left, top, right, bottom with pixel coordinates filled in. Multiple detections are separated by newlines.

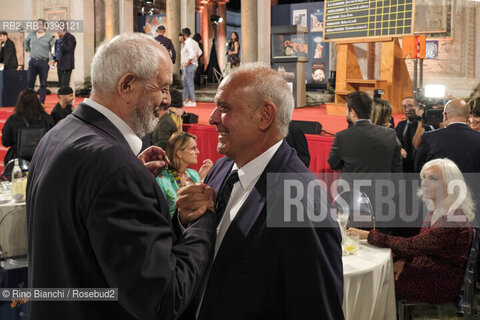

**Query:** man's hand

left=177, top=183, right=215, bottom=227
left=393, top=259, right=406, bottom=280
left=138, top=146, right=169, bottom=176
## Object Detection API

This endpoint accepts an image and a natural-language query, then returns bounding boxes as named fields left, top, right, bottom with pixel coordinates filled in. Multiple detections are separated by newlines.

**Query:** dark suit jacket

left=328, top=120, right=402, bottom=172
left=395, top=119, right=419, bottom=172
left=190, top=141, right=344, bottom=320
left=27, top=103, right=216, bottom=319
left=155, top=34, right=176, bottom=64
left=285, top=121, right=310, bottom=167
left=414, top=123, right=480, bottom=172
left=55, top=32, right=76, bottom=71
left=0, top=38, right=18, bottom=70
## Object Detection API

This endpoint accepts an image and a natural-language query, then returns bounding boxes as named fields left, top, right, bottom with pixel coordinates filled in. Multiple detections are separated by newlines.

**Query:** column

left=241, top=0, right=258, bottom=63
left=181, top=0, right=196, bottom=36
left=105, top=0, right=115, bottom=40
left=200, top=1, right=215, bottom=70
left=257, top=0, right=271, bottom=64
left=119, top=0, right=133, bottom=33
left=217, top=1, right=228, bottom=70
left=167, top=0, right=181, bottom=73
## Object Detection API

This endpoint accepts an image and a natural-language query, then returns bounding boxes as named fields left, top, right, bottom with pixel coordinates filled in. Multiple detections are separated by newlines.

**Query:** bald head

left=444, top=99, right=469, bottom=125
left=223, top=63, right=294, bottom=137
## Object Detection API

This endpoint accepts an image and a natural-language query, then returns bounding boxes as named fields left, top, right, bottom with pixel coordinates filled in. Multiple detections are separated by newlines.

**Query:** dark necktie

left=215, top=170, right=239, bottom=223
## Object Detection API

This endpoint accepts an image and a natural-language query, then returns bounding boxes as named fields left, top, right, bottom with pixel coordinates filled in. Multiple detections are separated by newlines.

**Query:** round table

left=342, top=242, right=396, bottom=320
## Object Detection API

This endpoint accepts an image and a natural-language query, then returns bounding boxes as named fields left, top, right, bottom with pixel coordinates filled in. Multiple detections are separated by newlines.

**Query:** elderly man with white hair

left=27, top=33, right=217, bottom=320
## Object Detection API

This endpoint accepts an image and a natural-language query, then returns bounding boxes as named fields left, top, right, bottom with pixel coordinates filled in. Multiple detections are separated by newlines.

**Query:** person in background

left=192, top=33, right=204, bottom=89
left=1, top=89, right=54, bottom=164
left=285, top=121, right=310, bottom=167
left=349, top=158, right=474, bottom=305
left=51, top=86, right=75, bottom=124
left=468, top=98, right=480, bottom=132
left=0, top=30, right=18, bottom=70
left=181, top=28, right=201, bottom=107
left=25, top=19, right=55, bottom=104
left=395, top=97, right=419, bottom=172
left=371, top=98, right=407, bottom=158
left=328, top=91, right=402, bottom=173
left=154, top=25, right=176, bottom=64
left=51, top=24, right=76, bottom=87
left=156, top=132, right=213, bottom=216
left=415, top=99, right=480, bottom=173
left=152, top=88, right=184, bottom=149
left=371, top=98, right=393, bottom=127
left=226, top=32, right=240, bottom=68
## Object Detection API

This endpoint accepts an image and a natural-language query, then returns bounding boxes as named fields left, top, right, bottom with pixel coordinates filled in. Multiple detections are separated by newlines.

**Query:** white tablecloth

left=0, top=200, right=27, bottom=259
left=342, top=242, right=396, bottom=320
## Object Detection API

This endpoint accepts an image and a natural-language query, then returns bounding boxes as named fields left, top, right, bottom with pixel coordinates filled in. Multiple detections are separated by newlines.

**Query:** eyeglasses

left=182, top=146, right=198, bottom=152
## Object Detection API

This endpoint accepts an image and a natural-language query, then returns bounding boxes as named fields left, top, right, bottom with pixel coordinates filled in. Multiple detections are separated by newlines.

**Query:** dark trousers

left=27, top=58, right=49, bottom=103
left=57, top=69, right=72, bottom=87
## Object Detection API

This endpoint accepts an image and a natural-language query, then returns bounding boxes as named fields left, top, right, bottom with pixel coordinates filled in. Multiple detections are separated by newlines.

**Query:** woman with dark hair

left=2, top=89, right=54, bottom=163
left=226, top=32, right=240, bottom=68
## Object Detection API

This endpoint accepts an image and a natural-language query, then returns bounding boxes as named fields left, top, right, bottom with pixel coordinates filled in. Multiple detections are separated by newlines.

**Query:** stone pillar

left=241, top=0, right=258, bottom=63
left=200, top=1, right=216, bottom=70
left=257, top=0, right=271, bottom=64
left=181, top=0, right=196, bottom=36
left=217, top=1, right=228, bottom=70
left=105, top=0, right=115, bottom=40
left=167, top=0, right=181, bottom=74
left=119, top=0, right=133, bottom=33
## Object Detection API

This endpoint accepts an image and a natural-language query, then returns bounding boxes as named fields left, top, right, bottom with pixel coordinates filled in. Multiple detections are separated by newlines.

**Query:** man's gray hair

left=228, top=62, right=294, bottom=137
left=91, top=33, right=165, bottom=96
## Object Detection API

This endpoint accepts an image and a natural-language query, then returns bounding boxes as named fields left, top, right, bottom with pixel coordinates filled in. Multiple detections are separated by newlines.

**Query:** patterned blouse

left=155, top=168, right=201, bottom=217
left=368, top=210, right=473, bottom=304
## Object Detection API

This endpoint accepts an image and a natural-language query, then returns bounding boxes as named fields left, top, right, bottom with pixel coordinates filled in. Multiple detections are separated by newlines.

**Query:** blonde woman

left=349, top=158, right=474, bottom=304
left=155, top=132, right=213, bottom=216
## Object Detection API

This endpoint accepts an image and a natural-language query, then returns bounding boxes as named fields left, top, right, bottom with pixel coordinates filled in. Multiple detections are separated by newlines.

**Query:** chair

left=331, top=190, right=375, bottom=229
left=0, top=158, right=30, bottom=182
left=397, top=228, right=479, bottom=320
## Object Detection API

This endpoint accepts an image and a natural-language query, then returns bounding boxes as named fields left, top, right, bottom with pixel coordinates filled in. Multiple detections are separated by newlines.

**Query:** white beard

left=131, top=93, right=159, bottom=138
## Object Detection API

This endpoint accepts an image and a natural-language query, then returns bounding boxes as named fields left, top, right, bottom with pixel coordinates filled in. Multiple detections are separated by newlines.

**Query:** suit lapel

left=72, top=103, right=130, bottom=149
left=199, top=141, right=294, bottom=320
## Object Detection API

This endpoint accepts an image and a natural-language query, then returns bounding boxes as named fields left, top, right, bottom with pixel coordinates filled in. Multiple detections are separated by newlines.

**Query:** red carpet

left=0, top=94, right=408, bottom=173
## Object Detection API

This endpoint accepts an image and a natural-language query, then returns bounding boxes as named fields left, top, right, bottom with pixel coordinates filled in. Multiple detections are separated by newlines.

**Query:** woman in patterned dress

left=349, top=158, right=474, bottom=304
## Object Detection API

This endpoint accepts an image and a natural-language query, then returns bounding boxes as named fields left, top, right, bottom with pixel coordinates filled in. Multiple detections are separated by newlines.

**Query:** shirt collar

left=448, top=122, right=468, bottom=127
left=232, top=140, right=283, bottom=190
left=82, top=98, right=142, bottom=155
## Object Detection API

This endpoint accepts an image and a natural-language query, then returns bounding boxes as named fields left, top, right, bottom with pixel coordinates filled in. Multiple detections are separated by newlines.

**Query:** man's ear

left=117, top=73, right=138, bottom=102
left=258, top=102, right=276, bottom=131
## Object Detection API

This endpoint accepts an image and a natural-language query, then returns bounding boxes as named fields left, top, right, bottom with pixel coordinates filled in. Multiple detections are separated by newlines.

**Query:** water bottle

left=12, top=158, right=24, bottom=200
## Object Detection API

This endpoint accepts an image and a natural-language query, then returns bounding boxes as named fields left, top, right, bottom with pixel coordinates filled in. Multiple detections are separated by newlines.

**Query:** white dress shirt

left=181, top=37, right=201, bottom=67
left=83, top=98, right=142, bottom=155
left=196, top=140, right=283, bottom=318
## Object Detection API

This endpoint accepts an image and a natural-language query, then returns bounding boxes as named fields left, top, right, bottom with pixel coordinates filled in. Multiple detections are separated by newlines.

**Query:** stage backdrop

left=272, top=2, right=329, bottom=87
